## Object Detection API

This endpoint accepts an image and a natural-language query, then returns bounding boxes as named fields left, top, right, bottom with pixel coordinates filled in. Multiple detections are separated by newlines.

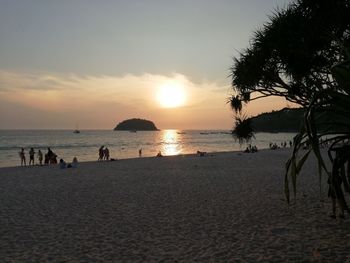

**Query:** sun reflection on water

left=161, top=129, right=182, bottom=156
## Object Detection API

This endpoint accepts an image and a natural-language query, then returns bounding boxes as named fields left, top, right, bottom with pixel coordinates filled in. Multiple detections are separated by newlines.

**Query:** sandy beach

left=0, top=148, right=349, bottom=262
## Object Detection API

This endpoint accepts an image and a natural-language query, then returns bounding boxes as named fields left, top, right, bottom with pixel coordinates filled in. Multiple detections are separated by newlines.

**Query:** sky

left=0, top=0, right=293, bottom=130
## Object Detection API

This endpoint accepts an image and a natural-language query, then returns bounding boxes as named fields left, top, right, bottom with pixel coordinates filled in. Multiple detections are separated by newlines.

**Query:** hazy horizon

left=0, top=0, right=293, bottom=130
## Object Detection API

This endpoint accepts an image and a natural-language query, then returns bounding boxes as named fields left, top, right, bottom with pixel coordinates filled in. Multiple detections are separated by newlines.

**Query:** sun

left=157, top=82, right=186, bottom=108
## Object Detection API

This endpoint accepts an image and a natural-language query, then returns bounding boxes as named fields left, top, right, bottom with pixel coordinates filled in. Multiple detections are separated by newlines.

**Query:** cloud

left=0, top=70, right=228, bottom=108
left=0, top=70, right=234, bottom=129
left=0, top=70, right=293, bottom=129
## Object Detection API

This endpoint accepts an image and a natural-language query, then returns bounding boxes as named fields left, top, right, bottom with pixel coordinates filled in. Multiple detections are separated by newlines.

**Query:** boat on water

left=73, top=122, right=80, bottom=133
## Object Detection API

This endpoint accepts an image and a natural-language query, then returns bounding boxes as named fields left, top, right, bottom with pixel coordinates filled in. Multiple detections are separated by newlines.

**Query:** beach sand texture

left=0, top=148, right=349, bottom=262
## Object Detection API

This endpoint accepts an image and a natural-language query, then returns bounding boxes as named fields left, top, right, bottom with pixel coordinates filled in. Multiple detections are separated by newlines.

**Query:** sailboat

left=73, top=122, right=80, bottom=134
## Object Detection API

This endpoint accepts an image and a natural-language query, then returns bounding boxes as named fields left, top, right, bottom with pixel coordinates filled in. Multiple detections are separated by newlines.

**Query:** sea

left=0, top=130, right=296, bottom=168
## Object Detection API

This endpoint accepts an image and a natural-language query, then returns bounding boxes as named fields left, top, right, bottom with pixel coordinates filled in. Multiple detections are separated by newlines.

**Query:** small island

left=114, top=118, right=159, bottom=131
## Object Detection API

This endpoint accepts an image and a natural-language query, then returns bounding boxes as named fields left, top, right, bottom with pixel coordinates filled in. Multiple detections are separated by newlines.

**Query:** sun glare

left=157, top=82, right=186, bottom=108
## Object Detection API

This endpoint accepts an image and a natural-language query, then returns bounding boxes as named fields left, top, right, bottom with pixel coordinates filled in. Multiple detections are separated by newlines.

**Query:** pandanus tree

left=230, top=0, right=350, bottom=108
left=285, top=50, right=350, bottom=215
left=229, top=0, right=350, bottom=213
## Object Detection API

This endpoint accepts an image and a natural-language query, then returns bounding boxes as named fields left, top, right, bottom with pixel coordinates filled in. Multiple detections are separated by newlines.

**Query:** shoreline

left=0, top=130, right=297, bottom=169
left=0, top=148, right=276, bottom=170
left=1, top=148, right=349, bottom=262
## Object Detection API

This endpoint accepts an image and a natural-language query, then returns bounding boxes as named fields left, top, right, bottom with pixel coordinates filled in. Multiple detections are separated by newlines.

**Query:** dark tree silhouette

left=229, top=0, right=350, bottom=109
left=231, top=116, right=254, bottom=144
left=229, top=0, right=350, bottom=215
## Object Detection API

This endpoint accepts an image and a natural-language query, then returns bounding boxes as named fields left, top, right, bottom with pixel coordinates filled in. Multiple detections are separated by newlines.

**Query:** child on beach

left=29, top=148, right=35, bottom=166
left=19, top=148, right=26, bottom=166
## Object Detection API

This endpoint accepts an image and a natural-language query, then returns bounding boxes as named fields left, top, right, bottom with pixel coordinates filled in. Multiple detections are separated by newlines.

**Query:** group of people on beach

left=269, top=141, right=293, bottom=150
left=19, top=147, right=58, bottom=166
left=58, top=157, right=78, bottom=169
left=19, top=147, right=78, bottom=168
left=98, top=146, right=110, bottom=161
left=243, top=144, right=258, bottom=153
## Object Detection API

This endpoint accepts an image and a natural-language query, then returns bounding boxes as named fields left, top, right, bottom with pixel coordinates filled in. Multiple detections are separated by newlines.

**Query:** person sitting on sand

left=72, top=156, right=78, bottom=168
left=243, top=145, right=258, bottom=153
left=244, top=144, right=252, bottom=153
left=38, top=150, right=43, bottom=166
left=19, top=148, right=26, bottom=166
left=29, top=147, right=35, bottom=166
left=156, top=151, right=163, bottom=157
left=270, top=143, right=278, bottom=150
left=197, top=150, right=207, bottom=157
left=251, top=145, right=258, bottom=153
left=59, top=159, right=66, bottom=169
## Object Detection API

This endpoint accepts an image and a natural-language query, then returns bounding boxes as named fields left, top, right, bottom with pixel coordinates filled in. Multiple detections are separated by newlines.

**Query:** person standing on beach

left=19, top=148, right=26, bottom=166
left=98, top=146, right=104, bottom=161
left=29, top=148, right=35, bottom=166
left=104, top=147, right=110, bottom=160
left=139, top=148, right=142, bottom=157
left=47, top=148, right=53, bottom=160
left=38, top=150, right=43, bottom=165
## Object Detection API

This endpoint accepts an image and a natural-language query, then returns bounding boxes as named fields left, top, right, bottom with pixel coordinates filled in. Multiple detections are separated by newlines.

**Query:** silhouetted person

left=197, top=150, right=207, bottom=156
left=98, top=146, right=104, bottom=161
left=29, top=148, right=35, bottom=166
left=139, top=148, right=142, bottom=157
left=38, top=150, right=43, bottom=165
left=104, top=147, right=110, bottom=160
left=19, top=148, right=26, bottom=166
left=44, top=154, right=49, bottom=165
left=47, top=148, right=53, bottom=161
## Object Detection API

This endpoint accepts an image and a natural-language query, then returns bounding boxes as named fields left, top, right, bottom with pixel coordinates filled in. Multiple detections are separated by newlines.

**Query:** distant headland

left=250, top=107, right=304, bottom=132
left=114, top=118, right=159, bottom=131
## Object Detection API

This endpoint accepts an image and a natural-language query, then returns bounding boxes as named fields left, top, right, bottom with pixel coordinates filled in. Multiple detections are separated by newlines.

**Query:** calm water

left=0, top=130, right=296, bottom=168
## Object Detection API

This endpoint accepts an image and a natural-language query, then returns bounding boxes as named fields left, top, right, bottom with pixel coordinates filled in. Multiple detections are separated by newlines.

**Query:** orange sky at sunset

left=0, top=1, right=293, bottom=130
left=0, top=70, right=291, bottom=130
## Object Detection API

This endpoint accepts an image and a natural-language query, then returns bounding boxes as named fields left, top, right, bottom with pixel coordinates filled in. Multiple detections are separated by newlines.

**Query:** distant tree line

left=249, top=108, right=304, bottom=132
